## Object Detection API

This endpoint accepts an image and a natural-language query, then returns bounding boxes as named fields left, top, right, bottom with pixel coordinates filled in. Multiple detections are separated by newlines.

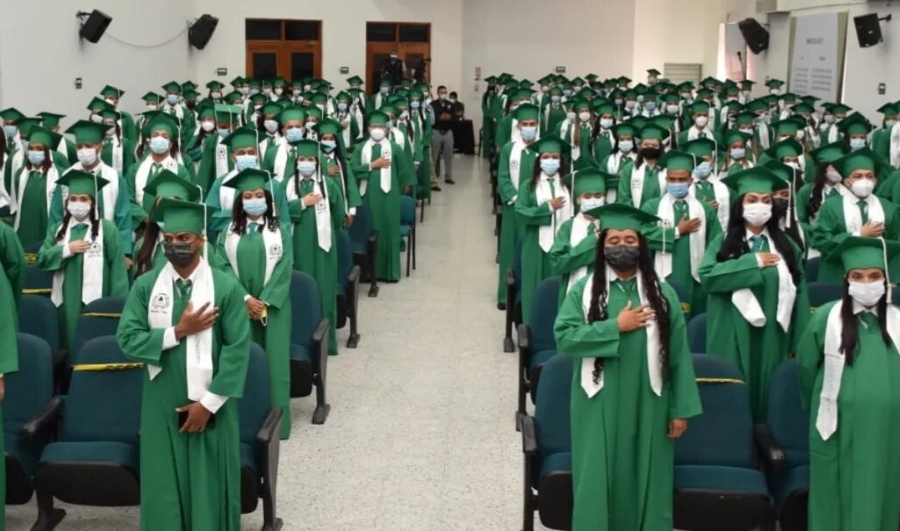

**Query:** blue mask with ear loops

left=243, top=198, right=268, bottom=217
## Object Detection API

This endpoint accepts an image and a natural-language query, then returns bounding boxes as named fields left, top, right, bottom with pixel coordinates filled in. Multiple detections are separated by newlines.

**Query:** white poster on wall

left=724, top=24, right=747, bottom=82
left=789, top=12, right=847, bottom=103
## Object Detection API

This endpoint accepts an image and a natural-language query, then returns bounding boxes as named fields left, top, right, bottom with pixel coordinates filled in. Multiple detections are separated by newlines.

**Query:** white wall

left=0, top=0, right=198, bottom=128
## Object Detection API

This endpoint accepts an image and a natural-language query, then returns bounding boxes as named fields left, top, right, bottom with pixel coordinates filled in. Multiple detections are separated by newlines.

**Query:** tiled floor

left=7, top=155, right=534, bottom=530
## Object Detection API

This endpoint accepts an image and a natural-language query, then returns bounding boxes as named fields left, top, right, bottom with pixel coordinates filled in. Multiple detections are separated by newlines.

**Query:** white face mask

left=370, top=127, right=386, bottom=141
left=566, top=111, right=577, bottom=122
left=263, top=119, right=279, bottom=133
left=826, top=169, right=843, bottom=183
left=694, top=116, right=709, bottom=128
left=848, top=280, right=885, bottom=308
left=580, top=196, right=605, bottom=211
left=77, top=148, right=98, bottom=167
left=201, top=121, right=215, bottom=132
left=578, top=111, right=591, bottom=123
left=742, top=202, right=772, bottom=227
left=67, top=201, right=92, bottom=220
left=851, top=178, right=875, bottom=198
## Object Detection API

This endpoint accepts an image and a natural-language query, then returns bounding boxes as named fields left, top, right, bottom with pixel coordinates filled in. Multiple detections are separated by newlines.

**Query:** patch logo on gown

left=150, top=293, right=171, bottom=314
left=269, top=244, right=282, bottom=260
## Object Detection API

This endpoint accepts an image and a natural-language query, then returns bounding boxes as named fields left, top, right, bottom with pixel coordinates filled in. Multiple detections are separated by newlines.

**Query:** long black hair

left=55, top=197, right=101, bottom=243
left=528, top=153, right=568, bottom=190
left=135, top=201, right=163, bottom=279
left=716, top=197, right=802, bottom=285
left=808, top=163, right=830, bottom=220
left=231, top=189, right=279, bottom=234
left=324, top=137, right=351, bottom=192
left=839, top=279, right=891, bottom=365
left=587, top=230, right=672, bottom=384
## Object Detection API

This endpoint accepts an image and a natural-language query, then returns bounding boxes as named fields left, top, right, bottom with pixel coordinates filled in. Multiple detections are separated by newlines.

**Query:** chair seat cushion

left=239, top=442, right=257, bottom=474
left=39, top=440, right=139, bottom=473
left=290, top=343, right=312, bottom=363
left=529, top=349, right=556, bottom=372
left=538, top=451, right=571, bottom=485
left=772, top=464, right=809, bottom=507
left=352, top=243, right=367, bottom=256
left=400, top=225, right=411, bottom=237
left=674, top=464, right=769, bottom=495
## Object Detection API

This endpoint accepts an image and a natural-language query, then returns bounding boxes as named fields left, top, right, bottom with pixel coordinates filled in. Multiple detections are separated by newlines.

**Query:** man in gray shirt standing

left=430, top=85, right=456, bottom=185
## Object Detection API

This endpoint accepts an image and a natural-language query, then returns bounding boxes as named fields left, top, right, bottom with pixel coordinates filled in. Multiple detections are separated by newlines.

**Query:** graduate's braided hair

left=231, top=190, right=279, bottom=234
left=55, top=197, right=101, bottom=243
left=587, top=230, right=672, bottom=384
left=808, top=163, right=830, bottom=220
left=839, top=279, right=891, bottom=365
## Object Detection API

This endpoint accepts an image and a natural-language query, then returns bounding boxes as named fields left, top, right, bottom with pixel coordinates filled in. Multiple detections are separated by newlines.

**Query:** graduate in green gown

left=758, top=119, right=818, bottom=184
left=350, top=111, right=415, bottom=282
left=196, top=104, right=241, bottom=194
left=116, top=198, right=249, bottom=531
left=799, top=236, right=900, bottom=531
left=555, top=203, right=702, bottom=531
left=159, top=81, right=198, bottom=148
left=797, top=142, right=850, bottom=259
left=315, top=119, right=362, bottom=233
left=717, top=129, right=755, bottom=177
left=618, top=123, right=669, bottom=209
left=263, top=106, right=305, bottom=180
left=561, top=99, right=596, bottom=172
left=99, top=85, right=137, bottom=144
left=811, top=149, right=900, bottom=282
left=37, top=112, right=78, bottom=165
left=5, top=117, right=71, bottom=210
left=99, top=108, right=136, bottom=176
left=496, top=89, right=536, bottom=149
left=496, top=104, right=540, bottom=308
left=516, top=135, right=574, bottom=318
left=186, top=103, right=216, bottom=166
left=37, top=171, right=129, bottom=350
left=699, top=167, right=810, bottom=420
left=216, top=169, right=293, bottom=438
left=597, top=123, right=637, bottom=201
left=0, top=221, right=24, bottom=531
left=590, top=101, right=616, bottom=168
left=642, top=150, right=722, bottom=315
left=871, top=102, right=899, bottom=165
left=676, top=100, right=719, bottom=146
left=286, top=140, right=345, bottom=355
left=11, top=126, right=65, bottom=247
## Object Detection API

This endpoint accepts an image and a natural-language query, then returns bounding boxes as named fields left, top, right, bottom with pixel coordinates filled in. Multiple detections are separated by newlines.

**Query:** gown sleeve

left=640, top=199, right=678, bottom=250
left=797, top=302, right=829, bottom=409
left=350, top=145, right=371, bottom=177
left=514, top=182, right=552, bottom=226
left=809, top=198, right=848, bottom=256
left=554, top=277, right=622, bottom=360
left=617, top=168, right=634, bottom=207
left=343, top=159, right=362, bottom=210
left=549, top=220, right=596, bottom=276
left=698, top=234, right=765, bottom=293
left=497, top=143, right=518, bottom=204
left=258, top=227, right=293, bottom=310
left=1, top=224, right=25, bottom=305
left=36, top=224, right=67, bottom=272
left=207, top=275, right=251, bottom=399
left=103, top=220, right=130, bottom=296
left=116, top=275, right=168, bottom=365
left=115, top=175, right=134, bottom=256
left=662, top=284, right=703, bottom=419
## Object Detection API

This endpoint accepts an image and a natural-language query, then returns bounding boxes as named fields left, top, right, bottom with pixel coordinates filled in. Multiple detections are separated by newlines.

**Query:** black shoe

left=445, top=178, right=456, bottom=185
left=497, top=303, right=507, bottom=311
left=431, top=185, right=442, bottom=192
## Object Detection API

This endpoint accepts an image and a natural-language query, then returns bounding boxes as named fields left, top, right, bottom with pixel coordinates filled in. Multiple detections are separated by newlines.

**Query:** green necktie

left=150, top=163, right=161, bottom=179
left=548, top=179, right=556, bottom=197
left=749, top=235, right=766, bottom=252
left=674, top=200, right=687, bottom=221
left=587, top=222, right=597, bottom=236
left=302, top=178, right=315, bottom=194
left=175, top=279, right=192, bottom=298
left=860, top=311, right=878, bottom=328
left=858, top=200, right=869, bottom=224
left=827, top=187, right=839, bottom=198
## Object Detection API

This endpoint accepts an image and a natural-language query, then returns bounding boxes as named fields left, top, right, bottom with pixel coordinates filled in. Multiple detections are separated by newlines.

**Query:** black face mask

left=772, top=198, right=789, bottom=219
left=605, top=245, right=641, bottom=271
left=639, top=147, right=662, bottom=160
left=163, top=242, right=195, bottom=268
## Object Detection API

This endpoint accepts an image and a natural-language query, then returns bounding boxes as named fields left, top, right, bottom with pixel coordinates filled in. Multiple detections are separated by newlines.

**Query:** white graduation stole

left=287, top=175, right=332, bottom=252
left=223, top=222, right=282, bottom=284
left=629, top=163, right=667, bottom=208
left=217, top=169, right=240, bottom=211
left=273, top=144, right=291, bottom=183
left=730, top=231, right=797, bottom=331
left=535, top=173, right=573, bottom=252
left=507, top=140, right=527, bottom=203
left=842, top=193, right=885, bottom=234
left=14, top=165, right=60, bottom=230
left=655, top=194, right=706, bottom=282
left=215, top=137, right=229, bottom=178
left=687, top=126, right=715, bottom=142
left=890, top=122, right=900, bottom=169
left=108, top=136, right=124, bottom=174
left=690, top=177, right=730, bottom=229
left=134, top=156, right=179, bottom=206
left=359, top=139, right=391, bottom=196
left=146, top=261, right=215, bottom=401
left=326, top=154, right=350, bottom=212
left=565, top=215, right=599, bottom=293
left=580, top=270, right=663, bottom=398
left=817, top=302, right=900, bottom=440
left=51, top=220, right=104, bottom=307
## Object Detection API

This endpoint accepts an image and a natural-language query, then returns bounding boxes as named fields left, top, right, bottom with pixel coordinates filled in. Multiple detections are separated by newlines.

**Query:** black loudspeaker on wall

left=78, top=10, right=113, bottom=44
left=189, top=15, right=219, bottom=50
left=738, top=18, right=770, bottom=55
left=854, top=13, right=887, bottom=48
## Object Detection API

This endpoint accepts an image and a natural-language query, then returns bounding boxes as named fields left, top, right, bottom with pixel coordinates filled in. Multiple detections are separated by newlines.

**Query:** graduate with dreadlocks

left=554, top=203, right=702, bottom=531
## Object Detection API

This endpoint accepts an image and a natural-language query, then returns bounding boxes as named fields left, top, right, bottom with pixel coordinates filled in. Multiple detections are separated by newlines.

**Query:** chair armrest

left=520, top=413, right=537, bottom=455
left=754, top=423, right=785, bottom=468
left=347, top=264, right=361, bottom=285
left=505, top=268, right=516, bottom=288
left=256, top=408, right=283, bottom=445
left=517, top=324, right=530, bottom=351
left=367, top=230, right=378, bottom=245
left=312, top=318, right=330, bottom=374
left=312, top=318, right=329, bottom=345
left=22, top=397, right=63, bottom=438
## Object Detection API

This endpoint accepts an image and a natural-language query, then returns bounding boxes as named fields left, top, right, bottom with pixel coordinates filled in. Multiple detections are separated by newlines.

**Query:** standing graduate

left=561, top=100, right=596, bottom=172
left=159, top=81, right=197, bottom=148
left=409, top=89, right=434, bottom=201
left=133, top=172, right=203, bottom=278
left=798, top=236, right=900, bottom=531
left=6, top=117, right=71, bottom=208
left=11, top=126, right=65, bottom=247
left=597, top=122, right=638, bottom=198
left=351, top=111, right=414, bottom=282
left=264, top=106, right=306, bottom=182
left=590, top=101, right=617, bottom=167
left=217, top=169, right=293, bottom=438
left=682, top=138, right=732, bottom=229
left=116, top=198, right=249, bottom=531
left=257, top=102, right=285, bottom=163
left=38, top=112, right=78, bottom=164
left=676, top=101, right=718, bottom=145
left=515, top=135, right=573, bottom=318
left=315, top=119, right=361, bottom=232
left=797, top=142, right=850, bottom=259
left=699, top=167, right=810, bottom=420
left=196, top=105, right=241, bottom=194
left=99, top=107, right=136, bottom=176
left=99, top=85, right=138, bottom=144
left=554, top=203, right=702, bottom=531
left=718, top=130, right=755, bottom=177
left=642, top=150, right=722, bottom=315
left=811, top=149, right=900, bottom=282
left=618, top=124, right=669, bottom=209
left=286, top=140, right=345, bottom=355
left=872, top=102, right=900, bottom=168
left=37, top=171, right=129, bottom=350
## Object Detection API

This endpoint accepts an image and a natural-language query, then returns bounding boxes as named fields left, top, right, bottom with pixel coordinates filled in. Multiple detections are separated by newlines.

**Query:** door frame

left=244, top=19, right=323, bottom=80
left=364, top=22, right=431, bottom=92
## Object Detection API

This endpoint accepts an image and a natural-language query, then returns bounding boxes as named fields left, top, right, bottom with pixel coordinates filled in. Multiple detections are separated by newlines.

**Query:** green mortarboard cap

left=222, top=126, right=259, bottom=151
left=659, top=150, right=695, bottom=172
left=313, top=118, right=343, bottom=139
left=0, top=108, right=25, bottom=122
left=56, top=170, right=109, bottom=198
left=766, top=138, right=804, bottom=160
left=99, top=85, right=124, bottom=99
left=649, top=115, right=676, bottom=131
left=37, top=112, right=66, bottom=128
left=740, top=80, right=756, bottom=89
left=153, top=198, right=209, bottom=235
left=765, top=79, right=785, bottom=89
left=829, top=236, right=900, bottom=274
left=563, top=167, right=609, bottom=197
left=261, top=102, right=283, bottom=117
left=724, top=100, right=744, bottom=113
left=809, top=141, right=849, bottom=165
left=143, top=170, right=200, bottom=202
left=829, top=103, right=852, bottom=115
left=690, top=101, right=711, bottom=115
left=142, top=92, right=163, bottom=104
left=182, top=81, right=198, bottom=93
left=214, top=104, right=242, bottom=124
left=249, top=93, right=268, bottom=106
left=677, top=81, right=695, bottom=91
left=584, top=203, right=659, bottom=231
left=585, top=74, right=599, bottom=82
left=519, top=79, right=535, bottom=88
left=15, top=118, right=42, bottom=138
left=260, top=78, right=274, bottom=87
left=791, top=103, right=815, bottom=115
left=532, top=134, right=568, bottom=155
left=346, top=76, right=364, bottom=86
left=183, top=89, right=198, bottom=101
left=379, top=77, right=392, bottom=86
left=335, top=91, right=352, bottom=102
left=206, top=81, right=225, bottom=91
left=745, top=99, right=769, bottom=113
left=725, top=85, right=740, bottom=95
left=224, top=92, right=243, bottom=105
left=700, top=77, right=719, bottom=88
left=379, top=105, right=398, bottom=118
left=272, top=77, right=287, bottom=87
left=661, top=93, right=680, bottom=105
left=367, top=110, right=389, bottom=126
left=612, top=123, right=636, bottom=138
left=833, top=148, right=878, bottom=176
left=230, top=76, right=245, bottom=86
left=247, top=78, right=262, bottom=88
left=65, top=120, right=111, bottom=144
left=639, top=123, right=669, bottom=141
left=838, top=113, right=874, bottom=136
left=593, top=101, right=615, bottom=116
left=681, top=138, right=717, bottom=158
left=723, top=129, right=752, bottom=147
left=27, top=126, right=60, bottom=149
left=87, top=97, right=113, bottom=113
left=304, top=107, right=323, bottom=121
left=781, top=93, right=797, bottom=103
left=647, top=69, right=661, bottom=76
left=292, top=139, right=320, bottom=159
left=633, top=84, right=648, bottom=95
left=162, top=81, right=182, bottom=94
left=762, top=159, right=795, bottom=183
left=800, top=95, right=820, bottom=105
left=878, top=102, right=900, bottom=116
left=310, top=92, right=328, bottom=104
left=277, top=106, right=306, bottom=125
left=695, top=88, right=714, bottom=100
left=571, top=99, right=590, bottom=111
left=515, top=104, right=540, bottom=122
left=196, top=102, right=215, bottom=120
left=722, top=166, right=788, bottom=196
left=771, top=118, right=801, bottom=136
left=617, top=76, right=631, bottom=85
left=223, top=168, right=274, bottom=194
left=485, top=75, right=498, bottom=83
left=99, top=108, right=120, bottom=121
left=146, top=113, right=178, bottom=138
left=734, top=111, right=758, bottom=127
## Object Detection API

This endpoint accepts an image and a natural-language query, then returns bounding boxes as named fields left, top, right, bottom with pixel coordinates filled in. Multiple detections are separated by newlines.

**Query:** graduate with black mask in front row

left=116, top=198, right=250, bottom=531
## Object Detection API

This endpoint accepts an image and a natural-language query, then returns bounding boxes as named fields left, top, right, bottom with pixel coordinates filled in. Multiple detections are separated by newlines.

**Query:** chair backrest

left=23, top=241, right=42, bottom=256
left=687, top=313, right=707, bottom=354
left=290, top=271, right=322, bottom=349
left=17, top=295, right=60, bottom=355
left=808, top=282, right=843, bottom=312
left=336, top=230, right=353, bottom=287
left=804, top=256, right=820, bottom=283
left=23, top=264, right=53, bottom=295
left=237, top=343, right=272, bottom=445
left=62, top=336, right=143, bottom=447
left=675, top=354, right=754, bottom=469
left=528, top=276, right=561, bottom=353
left=4, top=333, right=53, bottom=435
left=535, top=354, right=573, bottom=458
left=71, top=297, right=126, bottom=364
left=667, top=280, right=692, bottom=316
left=399, top=195, right=416, bottom=225
left=766, top=359, right=809, bottom=467
left=512, top=238, right=523, bottom=297
left=347, top=204, right=374, bottom=250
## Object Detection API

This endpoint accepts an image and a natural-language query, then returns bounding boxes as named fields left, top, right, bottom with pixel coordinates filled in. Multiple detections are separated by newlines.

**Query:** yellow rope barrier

left=72, top=363, right=144, bottom=372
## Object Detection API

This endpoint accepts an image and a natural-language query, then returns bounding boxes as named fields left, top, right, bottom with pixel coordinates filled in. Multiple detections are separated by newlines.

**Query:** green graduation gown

left=617, top=162, right=663, bottom=209
left=320, top=153, right=360, bottom=234
left=13, top=166, right=54, bottom=247
left=196, top=135, right=234, bottom=194
left=543, top=104, right=567, bottom=137
left=798, top=303, right=900, bottom=531
left=549, top=216, right=597, bottom=305
left=217, top=222, right=293, bottom=439
left=591, top=130, right=614, bottom=169
left=350, top=139, right=414, bottom=282
left=0, top=223, right=24, bottom=531
left=115, top=264, right=249, bottom=531
left=698, top=234, right=810, bottom=420
left=496, top=140, right=537, bottom=305
left=101, top=136, right=136, bottom=176
left=124, top=158, right=194, bottom=232
left=562, top=123, right=595, bottom=171
left=555, top=276, right=702, bottom=531
left=37, top=219, right=129, bottom=350
left=287, top=175, right=346, bottom=355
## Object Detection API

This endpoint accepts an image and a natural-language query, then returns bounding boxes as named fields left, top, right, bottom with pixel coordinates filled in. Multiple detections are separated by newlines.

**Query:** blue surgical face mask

left=411, top=100, right=421, bottom=109
left=249, top=88, right=260, bottom=96
left=551, top=95, right=561, bottom=104
left=243, top=197, right=268, bottom=217
left=562, top=90, right=572, bottom=97
left=149, top=136, right=170, bottom=155
left=730, top=147, right=746, bottom=160
left=2, top=125, right=16, bottom=138
left=217, top=128, right=231, bottom=139
left=380, top=87, right=390, bottom=95
left=166, top=94, right=179, bottom=105
left=285, top=127, right=303, bottom=143
left=27, top=150, right=45, bottom=166
left=667, top=182, right=690, bottom=199
left=618, top=140, right=634, bottom=153
left=886, top=119, right=898, bottom=129
left=614, top=99, right=624, bottom=106
left=580, top=196, right=605, bottom=211
left=385, top=119, right=394, bottom=129
left=235, top=154, right=258, bottom=171
left=644, top=101, right=657, bottom=111
left=693, top=161, right=713, bottom=179
left=321, top=140, right=337, bottom=152
left=521, top=126, right=537, bottom=141
left=849, top=138, right=866, bottom=151
left=636, top=94, right=645, bottom=103
left=297, top=160, right=317, bottom=176
left=337, top=102, right=348, bottom=112
left=540, top=158, right=560, bottom=175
